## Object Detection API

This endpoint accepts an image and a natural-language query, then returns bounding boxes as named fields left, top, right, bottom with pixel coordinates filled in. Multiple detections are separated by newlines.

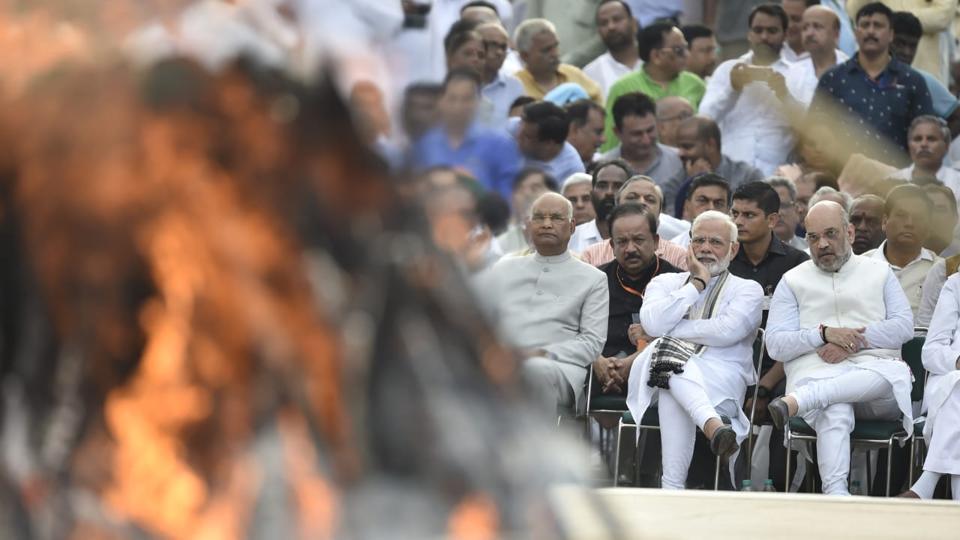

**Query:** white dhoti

left=922, top=372, right=960, bottom=476
left=790, top=357, right=913, bottom=495
left=626, top=344, right=749, bottom=489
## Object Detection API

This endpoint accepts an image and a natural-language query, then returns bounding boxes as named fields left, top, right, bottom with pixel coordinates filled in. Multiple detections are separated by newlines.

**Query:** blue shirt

left=919, top=69, right=959, bottom=119
left=481, top=73, right=526, bottom=128
left=523, top=142, right=585, bottom=184
left=810, top=55, right=934, bottom=167
left=412, top=122, right=522, bottom=201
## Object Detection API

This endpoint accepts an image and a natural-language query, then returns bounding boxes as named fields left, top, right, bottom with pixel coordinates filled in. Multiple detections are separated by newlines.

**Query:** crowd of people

left=392, top=0, right=960, bottom=499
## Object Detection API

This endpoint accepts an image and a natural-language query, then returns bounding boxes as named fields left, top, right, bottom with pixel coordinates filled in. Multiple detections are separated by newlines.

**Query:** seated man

left=561, top=172, right=596, bottom=226
left=767, top=177, right=808, bottom=253
left=765, top=201, right=914, bottom=496
left=662, top=116, right=765, bottom=214
left=512, top=18, right=603, bottom=104
left=848, top=194, right=886, bottom=255
left=593, top=204, right=682, bottom=394
left=580, top=175, right=688, bottom=269
left=902, top=271, right=960, bottom=500
left=862, top=184, right=940, bottom=319
left=480, top=192, right=609, bottom=414
left=517, top=101, right=587, bottom=183
left=568, top=159, right=634, bottom=253
left=624, top=211, right=764, bottom=489
left=670, top=173, right=732, bottom=247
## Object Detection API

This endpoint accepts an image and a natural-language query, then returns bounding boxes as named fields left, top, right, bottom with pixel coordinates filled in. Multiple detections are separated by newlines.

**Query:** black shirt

left=599, top=257, right=681, bottom=357
left=728, top=234, right=808, bottom=371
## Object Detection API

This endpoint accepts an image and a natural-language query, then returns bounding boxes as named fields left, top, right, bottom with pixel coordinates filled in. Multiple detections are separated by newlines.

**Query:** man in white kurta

left=765, top=201, right=914, bottom=496
left=625, top=211, right=763, bottom=489
left=481, top=193, right=609, bottom=414
left=904, top=273, right=960, bottom=499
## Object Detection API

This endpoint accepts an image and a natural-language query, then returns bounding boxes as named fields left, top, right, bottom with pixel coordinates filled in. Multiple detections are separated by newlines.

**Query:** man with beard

left=593, top=204, right=682, bottom=394
left=863, top=184, right=940, bottom=318
left=669, top=173, right=732, bottom=248
left=809, top=2, right=933, bottom=167
left=785, top=5, right=848, bottom=108
left=583, top=1, right=642, bottom=101
left=623, top=210, right=764, bottom=489
left=848, top=194, right=886, bottom=254
left=699, top=3, right=798, bottom=176
left=766, top=201, right=914, bottom=496
left=568, top=159, right=633, bottom=253
left=480, top=192, right=608, bottom=415
left=681, top=25, right=719, bottom=80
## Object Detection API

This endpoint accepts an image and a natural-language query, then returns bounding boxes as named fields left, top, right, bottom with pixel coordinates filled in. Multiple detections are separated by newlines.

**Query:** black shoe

left=768, top=398, right=789, bottom=431
left=710, top=425, right=738, bottom=463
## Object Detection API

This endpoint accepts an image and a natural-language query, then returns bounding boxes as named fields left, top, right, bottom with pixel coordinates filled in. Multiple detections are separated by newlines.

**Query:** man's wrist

left=819, top=324, right=829, bottom=345
left=756, top=386, right=771, bottom=399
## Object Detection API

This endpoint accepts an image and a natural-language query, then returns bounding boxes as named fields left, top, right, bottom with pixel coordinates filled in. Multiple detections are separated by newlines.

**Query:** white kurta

left=766, top=256, right=915, bottom=436
left=920, top=273, right=960, bottom=473
left=583, top=52, right=642, bottom=100
left=626, top=271, right=764, bottom=448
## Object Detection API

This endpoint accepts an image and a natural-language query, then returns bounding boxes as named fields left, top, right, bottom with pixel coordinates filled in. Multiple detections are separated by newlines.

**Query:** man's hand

left=684, top=157, right=713, bottom=177
left=766, top=70, right=789, bottom=100
left=817, top=343, right=850, bottom=364
left=594, top=356, right=624, bottom=393
left=824, top=326, right=868, bottom=353
left=685, top=246, right=711, bottom=288
left=628, top=323, right=653, bottom=347
left=730, top=63, right=749, bottom=92
left=744, top=395, right=770, bottom=424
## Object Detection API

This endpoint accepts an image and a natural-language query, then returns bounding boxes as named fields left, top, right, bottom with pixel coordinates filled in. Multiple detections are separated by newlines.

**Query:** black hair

left=891, top=11, right=922, bottom=40
left=680, top=116, right=722, bottom=149
left=732, top=181, right=781, bottom=215
left=477, top=191, right=510, bottom=234
left=611, top=92, right=656, bottom=131
left=511, top=167, right=558, bottom=193
left=521, top=101, right=570, bottom=145
left=444, top=20, right=483, bottom=56
left=597, top=0, right=633, bottom=20
left=441, top=67, right=482, bottom=93
left=591, top=159, right=635, bottom=186
left=748, top=4, right=789, bottom=31
left=607, top=202, right=658, bottom=237
left=687, top=173, right=731, bottom=202
left=509, top=96, right=536, bottom=112
left=460, top=0, right=499, bottom=16
left=565, top=99, right=605, bottom=127
left=404, top=82, right=442, bottom=100
left=637, top=22, right=677, bottom=63
left=681, top=24, right=713, bottom=45
left=855, top=2, right=894, bottom=25
left=884, top=183, right=932, bottom=216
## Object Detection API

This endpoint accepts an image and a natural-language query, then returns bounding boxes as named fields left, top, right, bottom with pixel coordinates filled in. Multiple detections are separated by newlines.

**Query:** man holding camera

left=698, top=3, right=799, bottom=176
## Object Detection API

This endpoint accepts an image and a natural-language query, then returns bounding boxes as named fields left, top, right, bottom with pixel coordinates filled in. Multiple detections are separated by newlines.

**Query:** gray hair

left=513, top=18, right=557, bottom=52
left=908, top=114, right=951, bottom=143
left=561, top=172, right=592, bottom=193
left=616, top=175, right=663, bottom=208
left=692, top=210, right=738, bottom=243
left=766, top=176, right=797, bottom=202
left=527, top=191, right=574, bottom=220
left=808, top=186, right=852, bottom=211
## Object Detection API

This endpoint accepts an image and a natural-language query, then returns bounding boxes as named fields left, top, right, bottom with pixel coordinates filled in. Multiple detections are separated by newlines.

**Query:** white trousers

left=522, top=356, right=575, bottom=416
left=924, top=385, right=960, bottom=476
left=657, top=372, right=722, bottom=489
left=794, top=369, right=900, bottom=495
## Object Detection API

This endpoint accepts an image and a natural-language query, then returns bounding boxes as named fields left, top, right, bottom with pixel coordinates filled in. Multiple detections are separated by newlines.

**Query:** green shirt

left=601, top=69, right=706, bottom=152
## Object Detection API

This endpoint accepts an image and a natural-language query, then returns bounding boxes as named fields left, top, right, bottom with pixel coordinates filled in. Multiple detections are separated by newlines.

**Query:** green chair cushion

left=621, top=408, right=659, bottom=426
left=914, top=420, right=925, bottom=437
left=788, top=416, right=904, bottom=440
left=590, top=394, right=628, bottom=412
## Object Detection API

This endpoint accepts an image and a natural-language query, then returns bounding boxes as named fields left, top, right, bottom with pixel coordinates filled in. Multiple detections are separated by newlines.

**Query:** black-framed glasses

left=659, top=46, right=688, bottom=56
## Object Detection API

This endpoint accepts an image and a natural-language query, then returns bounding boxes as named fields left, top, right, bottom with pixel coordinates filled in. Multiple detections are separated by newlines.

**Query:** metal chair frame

left=613, top=329, right=766, bottom=490
left=782, top=332, right=927, bottom=496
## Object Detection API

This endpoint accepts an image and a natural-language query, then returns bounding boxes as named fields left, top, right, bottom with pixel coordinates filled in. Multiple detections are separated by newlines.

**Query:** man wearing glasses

left=699, top=3, right=798, bottom=176
left=765, top=201, right=914, bottom=495
left=601, top=22, right=707, bottom=152
left=479, top=192, right=609, bottom=416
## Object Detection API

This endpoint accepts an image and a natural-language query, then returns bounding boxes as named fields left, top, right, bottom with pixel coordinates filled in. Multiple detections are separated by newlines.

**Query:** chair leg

left=908, top=438, right=916, bottom=486
left=784, top=429, right=792, bottom=493
left=714, top=456, right=721, bottom=491
left=885, top=439, right=894, bottom=497
left=613, top=421, right=624, bottom=487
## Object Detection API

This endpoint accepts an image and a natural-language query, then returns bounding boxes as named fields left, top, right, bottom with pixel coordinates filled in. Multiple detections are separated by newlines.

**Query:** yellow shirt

left=514, top=64, right=604, bottom=106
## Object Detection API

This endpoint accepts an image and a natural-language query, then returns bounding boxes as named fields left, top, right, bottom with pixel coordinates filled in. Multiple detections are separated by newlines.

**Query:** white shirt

left=785, top=49, right=850, bottom=108
left=583, top=52, right=642, bottom=100
left=658, top=213, right=690, bottom=240
left=918, top=273, right=960, bottom=448
left=698, top=51, right=796, bottom=176
left=781, top=45, right=808, bottom=64
left=863, top=241, right=940, bottom=318
left=568, top=219, right=603, bottom=254
left=896, top=164, right=960, bottom=208
left=524, top=142, right=586, bottom=185
left=918, top=257, right=948, bottom=328
left=670, top=231, right=691, bottom=248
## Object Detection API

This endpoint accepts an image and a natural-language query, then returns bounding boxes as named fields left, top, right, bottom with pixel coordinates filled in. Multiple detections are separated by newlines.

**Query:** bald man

left=849, top=195, right=886, bottom=254
left=479, top=192, right=609, bottom=415
left=766, top=201, right=914, bottom=495
left=656, top=96, right=694, bottom=148
left=785, top=6, right=848, bottom=108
